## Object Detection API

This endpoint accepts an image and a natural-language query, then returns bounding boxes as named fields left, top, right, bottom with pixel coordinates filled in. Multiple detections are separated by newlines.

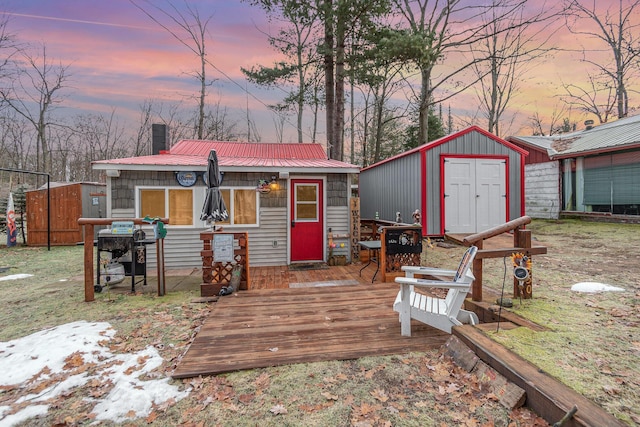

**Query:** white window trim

left=136, top=185, right=261, bottom=228
left=293, top=182, right=319, bottom=223
left=136, top=186, right=199, bottom=228
left=199, top=186, right=261, bottom=228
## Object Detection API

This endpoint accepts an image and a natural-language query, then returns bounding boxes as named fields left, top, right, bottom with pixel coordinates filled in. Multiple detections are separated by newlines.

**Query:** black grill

left=96, top=226, right=151, bottom=293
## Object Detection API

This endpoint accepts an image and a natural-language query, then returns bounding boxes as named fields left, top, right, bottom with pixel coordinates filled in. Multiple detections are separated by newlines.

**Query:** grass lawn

left=0, top=218, right=638, bottom=426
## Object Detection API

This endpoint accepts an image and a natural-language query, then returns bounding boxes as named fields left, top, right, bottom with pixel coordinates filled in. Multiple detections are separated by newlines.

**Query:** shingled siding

left=112, top=171, right=287, bottom=210
left=327, top=174, right=349, bottom=207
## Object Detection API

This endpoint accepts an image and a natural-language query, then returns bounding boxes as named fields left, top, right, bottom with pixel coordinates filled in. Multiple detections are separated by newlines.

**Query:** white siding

left=524, top=162, right=560, bottom=219
left=247, top=207, right=288, bottom=266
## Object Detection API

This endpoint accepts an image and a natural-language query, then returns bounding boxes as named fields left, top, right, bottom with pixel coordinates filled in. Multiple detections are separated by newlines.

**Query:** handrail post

left=472, top=240, right=483, bottom=301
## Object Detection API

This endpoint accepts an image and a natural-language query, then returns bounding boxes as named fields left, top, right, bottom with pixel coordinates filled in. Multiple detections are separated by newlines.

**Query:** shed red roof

left=93, top=141, right=359, bottom=173
left=360, top=126, right=527, bottom=172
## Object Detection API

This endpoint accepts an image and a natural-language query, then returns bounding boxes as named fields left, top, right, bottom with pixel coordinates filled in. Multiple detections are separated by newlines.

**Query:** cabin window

left=138, top=186, right=259, bottom=227
left=139, top=188, right=193, bottom=226
left=218, top=188, right=259, bottom=226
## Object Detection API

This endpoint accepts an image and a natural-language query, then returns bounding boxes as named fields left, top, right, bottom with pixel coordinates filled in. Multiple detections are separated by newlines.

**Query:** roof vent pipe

left=584, top=119, right=594, bottom=130
left=152, top=124, right=169, bottom=155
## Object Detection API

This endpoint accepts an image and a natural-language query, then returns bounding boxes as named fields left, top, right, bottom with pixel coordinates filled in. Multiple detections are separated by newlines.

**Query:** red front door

left=290, top=179, right=324, bottom=262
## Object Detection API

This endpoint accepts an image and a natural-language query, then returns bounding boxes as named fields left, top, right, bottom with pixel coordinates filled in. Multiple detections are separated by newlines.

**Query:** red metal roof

left=360, top=126, right=528, bottom=172
left=93, top=141, right=359, bottom=172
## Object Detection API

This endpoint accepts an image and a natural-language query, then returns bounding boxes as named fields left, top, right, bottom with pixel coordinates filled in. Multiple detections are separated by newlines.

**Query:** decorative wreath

left=510, top=252, right=531, bottom=269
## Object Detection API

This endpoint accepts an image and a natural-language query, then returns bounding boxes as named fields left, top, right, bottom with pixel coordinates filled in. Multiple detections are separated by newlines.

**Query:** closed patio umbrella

left=201, top=149, right=228, bottom=228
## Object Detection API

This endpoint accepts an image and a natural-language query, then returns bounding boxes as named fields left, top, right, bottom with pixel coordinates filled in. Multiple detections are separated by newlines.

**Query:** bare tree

left=202, top=98, right=240, bottom=141
left=528, top=102, right=569, bottom=136
left=71, top=110, right=129, bottom=181
left=134, top=99, right=154, bottom=156
left=563, top=0, right=640, bottom=120
left=0, top=112, right=35, bottom=171
left=242, top=0, right=322, bottom=143
left=0, top=44, right=71, bottom=178
left=389, top=0, right=552, bottom=145
left=131, top=0, right=216, bottom=140
left=470, top=1, right=559, bottom=136
left=0, top=12, right=17, bottom=81
left=561, top=73, right=617, bottom=124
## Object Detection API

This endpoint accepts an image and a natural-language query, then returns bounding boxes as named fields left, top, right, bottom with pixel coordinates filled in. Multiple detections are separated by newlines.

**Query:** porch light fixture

left=269, top=176, right=278, bottom=190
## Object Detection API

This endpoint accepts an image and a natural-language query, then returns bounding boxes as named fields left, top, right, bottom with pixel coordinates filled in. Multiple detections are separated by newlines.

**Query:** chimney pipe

left=152, top=124, right=168, bottom=155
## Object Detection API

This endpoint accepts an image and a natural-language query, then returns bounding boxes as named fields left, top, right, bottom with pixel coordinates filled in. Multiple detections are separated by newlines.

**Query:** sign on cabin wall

left=384, top=227, right=422, bottom=255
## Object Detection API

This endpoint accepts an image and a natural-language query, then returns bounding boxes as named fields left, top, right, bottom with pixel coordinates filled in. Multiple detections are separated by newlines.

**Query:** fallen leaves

left=270, top=403, right=288, bottom=415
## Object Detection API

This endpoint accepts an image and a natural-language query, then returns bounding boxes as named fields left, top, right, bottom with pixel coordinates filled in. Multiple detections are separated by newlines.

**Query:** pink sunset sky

left=3, top=0, right=634, bottom=144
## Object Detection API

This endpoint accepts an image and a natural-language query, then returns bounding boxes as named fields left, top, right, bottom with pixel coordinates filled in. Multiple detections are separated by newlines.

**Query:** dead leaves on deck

left=179, top=350, right=549, bottom=426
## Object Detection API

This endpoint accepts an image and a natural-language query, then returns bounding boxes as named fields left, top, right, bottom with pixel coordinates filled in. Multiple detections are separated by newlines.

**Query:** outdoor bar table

left=358, top=240, right=381, bottom=283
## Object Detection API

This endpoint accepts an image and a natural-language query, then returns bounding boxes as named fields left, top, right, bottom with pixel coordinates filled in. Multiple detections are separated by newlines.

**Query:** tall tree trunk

left=488, top=54, right=498, bottom=134
left=323, top=0, right=335, bottom=157
left=350, top=73, right=355, bottom=164
left=198, top=50, right=205, bottom=139
left=334, top=11, right=346, bottom=161
left=373, top=93, right=384, bottom=163
left=418, top=68, right=431, bottom=146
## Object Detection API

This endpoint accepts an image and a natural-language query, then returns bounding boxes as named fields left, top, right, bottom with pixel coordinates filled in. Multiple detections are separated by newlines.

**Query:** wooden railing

left=462, top=216, right=547, bottom=301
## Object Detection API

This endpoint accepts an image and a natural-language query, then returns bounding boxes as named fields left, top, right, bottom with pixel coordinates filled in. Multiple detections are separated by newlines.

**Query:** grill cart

left=96, top=221, right=153, bottom=293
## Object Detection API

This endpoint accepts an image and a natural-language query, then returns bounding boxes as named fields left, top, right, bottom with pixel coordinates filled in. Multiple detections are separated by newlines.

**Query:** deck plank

left=173, top=282, right=447, bottom=378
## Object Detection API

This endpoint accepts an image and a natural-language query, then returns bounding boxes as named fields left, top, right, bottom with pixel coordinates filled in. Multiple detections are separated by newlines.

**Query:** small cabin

left=92, top=140, right=359, bottom=270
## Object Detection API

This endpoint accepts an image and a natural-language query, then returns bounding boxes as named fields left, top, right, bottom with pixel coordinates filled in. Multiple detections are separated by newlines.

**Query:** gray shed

left=359, top=126, right=527, bottom=236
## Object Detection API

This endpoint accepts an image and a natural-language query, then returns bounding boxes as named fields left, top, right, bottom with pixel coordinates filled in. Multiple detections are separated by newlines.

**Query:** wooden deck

left=248, top=261, right=381, bottom=290
left=173, top=263, right=449, bottom=378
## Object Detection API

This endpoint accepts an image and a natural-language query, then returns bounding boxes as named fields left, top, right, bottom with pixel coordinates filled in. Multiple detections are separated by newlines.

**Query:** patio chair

left=393, top=245, right=479, bottom=336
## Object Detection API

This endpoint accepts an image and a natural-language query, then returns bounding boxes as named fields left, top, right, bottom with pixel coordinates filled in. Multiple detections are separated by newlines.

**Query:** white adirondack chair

left=393, top=246, right=479, bottom=336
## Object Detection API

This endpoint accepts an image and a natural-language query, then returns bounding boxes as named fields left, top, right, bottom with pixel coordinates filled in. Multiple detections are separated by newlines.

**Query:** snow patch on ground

left=571, top=282, right=625, bottom=293
left=0, top=320, right=189, bottom=426
left=0, top=273, right=34, bottom=281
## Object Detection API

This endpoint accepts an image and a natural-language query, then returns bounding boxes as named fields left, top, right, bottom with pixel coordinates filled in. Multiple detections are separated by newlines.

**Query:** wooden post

left=350, top=198, right=360, bottom=264
left=472, top=240, right=483, bottom=302
left=83, top=223, right=95, bottom=302
left=156, top=238, right=165, bottom=296
left=514, top=229, right=533, bottom=299
left=380, top=228, right=387, bottom=283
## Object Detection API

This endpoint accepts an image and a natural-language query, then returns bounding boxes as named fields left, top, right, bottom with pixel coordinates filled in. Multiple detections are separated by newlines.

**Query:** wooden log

left=453, top=325, right=627, bottom=427
left=475, top=246, right=547, bottom=259
left=474, top=361, right=526, bottom=410
left=444, top=335, right=479, bottom=372
left=463, top=216, right=531, bottom=245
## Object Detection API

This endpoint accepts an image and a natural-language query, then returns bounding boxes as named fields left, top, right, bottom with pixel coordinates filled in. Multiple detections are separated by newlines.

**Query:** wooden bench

left=393, top=246, right=479, bottom=336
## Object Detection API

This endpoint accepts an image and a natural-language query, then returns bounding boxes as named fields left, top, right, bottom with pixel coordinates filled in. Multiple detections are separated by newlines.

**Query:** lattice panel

left=385, top=253, right=421, bottom=273
left=200, top=231, right=249, bottom=293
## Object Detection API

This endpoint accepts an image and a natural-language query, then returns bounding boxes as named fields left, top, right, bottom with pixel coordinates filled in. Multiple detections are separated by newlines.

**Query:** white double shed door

left=443, top=157, right=506, bottom=233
